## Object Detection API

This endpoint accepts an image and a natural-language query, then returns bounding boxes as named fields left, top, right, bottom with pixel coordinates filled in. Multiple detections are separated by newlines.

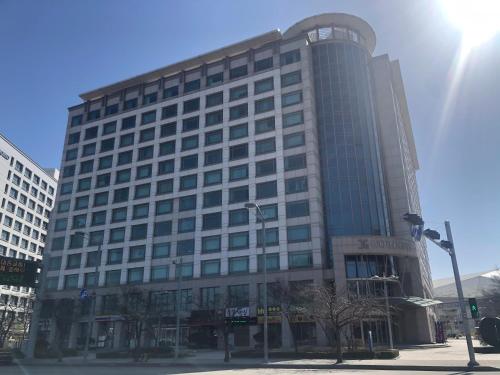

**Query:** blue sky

left=1, top=0, right=499, bottom=279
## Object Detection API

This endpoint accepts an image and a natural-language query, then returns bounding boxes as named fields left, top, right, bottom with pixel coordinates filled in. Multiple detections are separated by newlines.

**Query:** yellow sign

left=258, top=316, right=281, bottom=324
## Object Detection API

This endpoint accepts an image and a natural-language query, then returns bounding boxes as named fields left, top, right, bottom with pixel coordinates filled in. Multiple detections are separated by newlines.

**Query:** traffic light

left=403, top=213, right=424, bottom=226
left=469, top=298, right=479, bottom=319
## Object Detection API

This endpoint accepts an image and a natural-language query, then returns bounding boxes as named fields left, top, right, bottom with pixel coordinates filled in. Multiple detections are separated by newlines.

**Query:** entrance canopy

left=392, top=296, right=442, bottom=308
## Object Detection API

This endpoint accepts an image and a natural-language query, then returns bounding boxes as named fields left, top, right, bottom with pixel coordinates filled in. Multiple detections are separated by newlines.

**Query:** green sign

left=0, top=255, right=39, bottom=287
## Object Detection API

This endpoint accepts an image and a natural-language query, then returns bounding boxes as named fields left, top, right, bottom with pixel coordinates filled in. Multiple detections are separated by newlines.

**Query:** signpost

left=0, top=255, right=39, bottom=288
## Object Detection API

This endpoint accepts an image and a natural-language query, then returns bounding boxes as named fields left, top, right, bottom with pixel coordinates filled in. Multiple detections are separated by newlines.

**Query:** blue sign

left=80, top=288, right=89, bottom=300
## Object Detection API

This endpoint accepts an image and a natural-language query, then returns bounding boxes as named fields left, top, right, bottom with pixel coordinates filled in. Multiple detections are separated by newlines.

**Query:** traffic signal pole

left=445, top=221, right=479, bottom=368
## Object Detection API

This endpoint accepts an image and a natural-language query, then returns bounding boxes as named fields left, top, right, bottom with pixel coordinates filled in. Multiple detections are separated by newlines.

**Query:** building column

left=316, top=321, right=328, bottom=346
left=67, top=322, right=79, bottom=349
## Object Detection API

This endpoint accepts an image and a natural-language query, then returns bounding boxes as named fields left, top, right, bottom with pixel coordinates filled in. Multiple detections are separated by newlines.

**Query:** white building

left=0, top=133, right=58, bottom=346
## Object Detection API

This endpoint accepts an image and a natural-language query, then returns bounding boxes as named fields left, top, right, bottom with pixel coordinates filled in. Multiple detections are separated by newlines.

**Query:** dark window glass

left=254, top=56, right=273, bottom=72
left=130, top=223, right=148, bottom=240
left=288, top=251, right=312, bottom=269
left=117, top=150, right=133, bottom=166
left=258, top=203, right=278, bottom=222
left=229, top=85, right=247, bottom=101
left=159, top=140, right=176, bottom=156
left=141, top=110, right=156, bottom=125
left=180, top=154, right=198, bottom=170
left=107, top=248, right=123, bottom=264
left=92, top=211, right=106, bottom=226
left=255, top=137, right=275, bottom=155
left=155, top=199, right=173, bottom=215
left=98, top=155, right=113, bottom=170
left=228, top=232, right=249, bottom=250
left=255, top=117, right=275, bottom=134
left=180, top=174, right=197, bottom=190
left=177, top=239, right=194, bottom=255
left=68, top=132, right=80, bottom=145
left=157, top=179, right=174, bottom=195
left=158, top=160, right=175, bottom=175
left=113, top=187, right=129, bottom=203
left=282, top=91, right=303, bottom=107
left=229, top=123, right=248, bottom=140
left=66, top=148, right=77, bottom=161
left=229, top=103, right=248, bottom=120
left=206, top=72, right=223, bottom=87
left=163, top=86, right=178, bottom=99
left=202, top=212, right=221, bottom=230
left=256, top=180, right=277, bottom=199
left=255, top=97, right=275, bottom=114
left=100, top=138, right=115, bottom=152
left=229, top=208, right=248, bottom=226
left=285, top=176, right=308, bottom=194
left=137, top=146, right=154, bottom=161
left=179, top=195, right=196, bottom=211
left=286, top=200, right=310, bottom=218
left=280, top=49, right=301, bottom=65
left=254, top=77, right=274, bottom=94
left=136, top=164, right=152, bottom=179
left=95, top=173, right=110, bottom=188
left=204, top=149, right=222, bottom=166
left=134, top=183, right=151, bottom=199
left=143, top=92, right=157, bottom=105
left=85, top=126, right=98, bottom=140
left=71, top=114, right=83, bottom=127
left=283, top=110, right=304, bottom=128
left=281, top=70, right=302, bottom=87
left=79, top=160, right=93, bottom=174
left=229, top=186, right=248, bottom=204
left=230, top=65, right=247, bottom=79
left=162, top=104, right=177, bottom=119
left=87, top=109, right=100, bottom=121
left=182, top=116, right=199, bottom=132
left=181, top=135, right=198, bottom=151
left=201, top=236, right=221, bottom=254
left=153, top=243, right=170, bottom=258
left=160, top=122, right=176, bottom=137
left=229, top=143, right=248, bottom=160
left=122, top=116, right=136, bottom=130
left=178, top=217, right=195, bottom=233
left=140, top=128, right=155, bottom=142
left=205, top=129, right=223, bottom=145
left=124, top=98, right=138, bottom=110
left=229, top=164, right=248, bottom=181
left=284, top=153, right=306, bottom=171
left=229, top=256, right=249, bottom=274
left=82, top=143, right=96, bottom=157
left=203, top=190, right=222, bottom=208
left=105, top=103, right=119, bottom=116
left=103, top=121, right=117, bottom=135
left=120, top=133, right=134, bottom=147
left=112, top=207, right=127, bottom=222
left=183, top=98, right=200, bottom=114
left=205, top=110, right=223, bottom=126
left=255, top=159, right=276, bottom=176
left=184, top=79, right=200, bottom=93
left=204, top=169, right=222, bottom=186
left=129, top=245, right=146, bottom=262
left=284, top=131, right=305, bottom=149
left=287, top=224, right=311, bottom=243
left=258, top=253, right=280, bottom=271
left=154, top=221, right=172, bottom=237
left=206, top=91, right=223, bottom=107
left=116, top=169, right=131, bottom=184
left=257, top=227, right=279, bottom=247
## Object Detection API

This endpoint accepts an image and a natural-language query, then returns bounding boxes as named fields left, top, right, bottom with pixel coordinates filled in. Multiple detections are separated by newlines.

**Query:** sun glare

left=441, top=0, right=500, bottom=49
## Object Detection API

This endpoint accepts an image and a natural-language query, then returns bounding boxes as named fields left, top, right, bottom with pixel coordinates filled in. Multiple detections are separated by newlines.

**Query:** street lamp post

left=423, top=221, right=479, bottom=368
left=75, top=231, right=103, bottom=362
left=244, top=202, right=269, bottom=363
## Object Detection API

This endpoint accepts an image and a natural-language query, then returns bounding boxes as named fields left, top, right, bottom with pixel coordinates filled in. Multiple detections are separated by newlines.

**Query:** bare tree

left=304, top=282, right=383, bottom=363
left=0, top=300, right=18, bottom=347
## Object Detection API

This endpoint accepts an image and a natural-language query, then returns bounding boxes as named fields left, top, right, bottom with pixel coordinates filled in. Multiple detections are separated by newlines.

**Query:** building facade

left=0, top=133, right=58, bottom=347
left=37, top=13, right=434, bottom=351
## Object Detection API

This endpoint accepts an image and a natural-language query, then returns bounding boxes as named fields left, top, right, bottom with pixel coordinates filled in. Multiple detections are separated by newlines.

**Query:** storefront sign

left=258, top=316, right=281, bottom=324
left=257, top=305, right=281, bottom=315
left=0, top=255, right=38, bottom=287
left=225, top=306, right=249, bottom=318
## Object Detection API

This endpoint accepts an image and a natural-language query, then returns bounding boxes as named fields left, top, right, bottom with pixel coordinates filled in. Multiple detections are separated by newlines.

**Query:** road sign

left=0, top=255, right=38, bottom=287
left=80, top=288, right=89, bottom=300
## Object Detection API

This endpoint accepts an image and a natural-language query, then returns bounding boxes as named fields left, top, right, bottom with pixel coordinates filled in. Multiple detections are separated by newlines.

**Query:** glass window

left=120, top=133, right=135, bottom=148
left=181, top=154, right=198, bottom=170
left=95, top=173, right=110, bottom=188
left=229, top=85, right=248, bottom=101
left=82, top=143, right=96, bottom=157
left=258, top=203, right=278, bottom=222
left=124, top=96, right=139, bottom=110
left=116, top=169, right=131, bottom=184
left=204, top=169, right=222, bottom=186
left=229, top=143, right=248, bottom=160
left=255, top=137, right=275, bottom=155
left=178, top=217, right=195, bottom=233
left=107, top=248, right=123, bottom=264
left=257, top=253, right=280, bottom=271
left=257, top=227, right=279, bottom=246
left=48, top=256, right=62, bottom=271
left=67, top=132, right=80, bottom=145
left=229, top=257, right=249, bottom=274
left=156, top=199, right=173, bottom=215
left=229, top=164, right=248, bottom=181
left=91, top=211, right=106, bottom=226
left=205, top=129, right=223, bottom=145
left=284, top=153, right=306, bottom=171
left=159, top=140, right=176, bottom=156
left=74, top=196, right=89, bottom=210
left=201, top=235, right=221, bottom=254
left=66, top=253, right=81, bottom=269
left=283, top=110, right=304, bottom=128
left=158, top=159, right=175, bottom=175
left=113, top=187, right=129, bottom=203
left=85, top=126, right=98, bottom=140
left=140, top=128, right=155, bottom=143
left=286, top=200, right=310, bottom=218
left=138, top=146, right=154, bottom=161
left=287, top=224, right=311, bottom=243
left=229, top=123, right=248, bottom=140
left=282, top=91, right=303, bottom=107
left=179, top=195, right=196, bottom=211
left=255, top=97, right=274, bottom=114
left=281, top=70, right=302, bottom=87
left=122, top=115, right=136, bottom=130
left=177, top=239, right=195, bottom=255
left=154, top=221, right=172, bottom=237
left=153, top=243, right=170, bottom=258
left=163, top=85, right=178, bottom=99
left=203, top=190, right=222, bottom=208
left=100, top=138, right=115, bottom=152
left=57, top=200, right=70, bottom=213
left=205, top=110, right=223, bottom=126
left=201, top=259, right=220, bottom=276
left=228, top=231, right=249, bottom=250
left=157, top=179, right=174, bottom=195
left=160, top=122, right=176, bottom=137
left=162, top=104, right=177, bottom=119
left=180, top=174, right=197, bottom=190
left=206, top=91, right=223, bottom=107
left=229, top=65, right=247, bottom=79
left=206, top=73, right=223, bottom=87
left=112, top=207, right=127, bottom=222
left=256, top=159, right=276, bottom=177
left=184, top=79, right=200, bottom=93
left=183, top=98, right=200, bottom=114
left=94, top=191, right=109, bottom=206
left=254, top=77, right=274, bottom=94
left=133, top=203, right=149, bottom=219
left=78, top=177, right=92, bottom=191
left=103, top=121, right=117, bottom=135
left=254, top=56, right=273, bottom=72
left=79, top=160, right=93, bottom=174
left=178, top=263, right=194, bottom=279
left=151, top=265, right=169, bottom=281
left=129, top=245, right=146, bottom=262
left=128, top=267, right=144, bottom=284
left=229, top=103, right=248, bottom=120
left=66, top=148, right=78, bottom=161
left=284, top=131, right=305, bottom=149
left=71, top=114, right=83, bottom=127
left=63, top=165, right=75, bottom=178
left=204, top=149, right=222, bottom=166
left=136, top=165, right=153, bottom=180
left=98, top=155, right=113, bottom=170
left=229, top=186, right=248, bottom=204
left=106, top=270, right=122, bottom=286
left=202, top=212, right=222, bottom=230
left=182, top=135, right=199, bottom=151
left=256, top=180, right=277, bottom=199
left=288, top=251, right=312, bottom=269
left=64, top=274, right=79, bottom=289
left=280, top=49, right=301, bottom=65
left=134, top=183, right=151, bottom=199
left=182, top=116, right=199, bottom=132
left=116, top=151, right=132, bottom=167
left=130, top=223, right=148, bottom=240
left=285, top=176, right=308, bottom=194
left=255, top=117, right=275, bottom=134
left=229, top=208, right=248, bottom=226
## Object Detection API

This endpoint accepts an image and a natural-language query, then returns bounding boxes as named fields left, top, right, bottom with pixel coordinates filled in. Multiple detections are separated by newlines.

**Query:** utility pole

left=444, top=221, right=479, bottom=368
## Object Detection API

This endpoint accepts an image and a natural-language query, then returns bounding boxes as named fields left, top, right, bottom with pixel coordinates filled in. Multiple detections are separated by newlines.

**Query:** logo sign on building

left=0, top=255, right=38, bottom=288
left=225, top=306, right=250, bottom=318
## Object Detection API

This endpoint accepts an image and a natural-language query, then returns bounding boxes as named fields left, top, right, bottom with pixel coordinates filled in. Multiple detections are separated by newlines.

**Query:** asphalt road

left=3, top=367, right=498, bottom=375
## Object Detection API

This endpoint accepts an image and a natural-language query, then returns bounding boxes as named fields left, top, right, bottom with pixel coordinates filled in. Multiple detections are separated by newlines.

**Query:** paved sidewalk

left=15, top=339, right=500, bottom=372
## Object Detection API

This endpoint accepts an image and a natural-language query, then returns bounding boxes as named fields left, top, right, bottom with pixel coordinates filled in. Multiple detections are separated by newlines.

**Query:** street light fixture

left=423, top=221, right=479, bottom=368
left=74, top=231, right=103, bottom=362
left=244, top=202, right=269, bottom=363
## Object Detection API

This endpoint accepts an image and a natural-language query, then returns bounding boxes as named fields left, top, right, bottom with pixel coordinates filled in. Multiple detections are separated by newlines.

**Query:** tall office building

left=38, top=13, right=434, bottom=351
left=0, top=133, right=58, bottom=346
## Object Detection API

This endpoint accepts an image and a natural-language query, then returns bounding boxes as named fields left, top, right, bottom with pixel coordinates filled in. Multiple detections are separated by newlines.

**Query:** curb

left=12, top=360, right=500, bottom=372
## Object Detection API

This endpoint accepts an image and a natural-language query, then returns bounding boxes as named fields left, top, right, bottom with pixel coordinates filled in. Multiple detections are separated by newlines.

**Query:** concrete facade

left=36, top=13, right=434, bottom=352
